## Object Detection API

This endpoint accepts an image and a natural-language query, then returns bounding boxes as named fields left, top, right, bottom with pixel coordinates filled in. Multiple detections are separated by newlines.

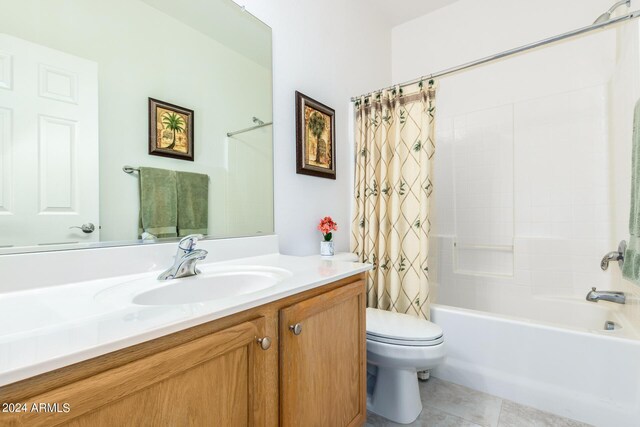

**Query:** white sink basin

left=133, top=267, right=291, bottom=306
left=92, top=266, right=292, bottom=307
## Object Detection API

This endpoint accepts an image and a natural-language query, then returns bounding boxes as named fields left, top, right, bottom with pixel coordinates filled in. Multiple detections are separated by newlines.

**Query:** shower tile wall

left=516, top=86, right=611, bottom=294
left=609, top=21, right=640, bottom=332
left=392, top=0, right=640, bottom=334
left=452, top=105, right=514, bottom=277
left=431, top=84, right=613, bottom=307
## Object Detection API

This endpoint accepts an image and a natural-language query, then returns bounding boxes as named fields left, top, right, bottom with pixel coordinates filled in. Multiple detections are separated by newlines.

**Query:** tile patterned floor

left=365, top=377, right=592, bottom=427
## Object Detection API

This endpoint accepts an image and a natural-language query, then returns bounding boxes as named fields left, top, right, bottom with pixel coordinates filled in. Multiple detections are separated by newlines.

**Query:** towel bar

left=122, top=165, right=210, bottom=181
left=122, top=165, right=139, bottom=174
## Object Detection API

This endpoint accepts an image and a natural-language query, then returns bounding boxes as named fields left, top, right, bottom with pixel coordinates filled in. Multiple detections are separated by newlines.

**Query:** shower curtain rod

left=350, top=10, right=640, bottom=102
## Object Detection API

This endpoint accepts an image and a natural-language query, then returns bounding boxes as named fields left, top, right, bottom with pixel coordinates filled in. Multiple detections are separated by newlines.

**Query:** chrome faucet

left=158, top=234, right=208, bottom=280
left=585, top=287, right=626, bottom=304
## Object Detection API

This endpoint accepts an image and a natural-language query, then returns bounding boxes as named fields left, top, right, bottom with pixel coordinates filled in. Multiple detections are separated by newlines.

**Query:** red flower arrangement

left=317, top=216, right=338, bottom=242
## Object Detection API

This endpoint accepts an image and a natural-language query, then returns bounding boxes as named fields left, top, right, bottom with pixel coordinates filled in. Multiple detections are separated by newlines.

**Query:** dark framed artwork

left=295, top=91, right=336, bottom=179
left=148, top=98, right=194, bottom=161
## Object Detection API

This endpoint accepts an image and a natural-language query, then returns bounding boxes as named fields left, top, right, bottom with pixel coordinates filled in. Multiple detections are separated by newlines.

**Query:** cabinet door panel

left=280, top=280, right=366, bottom=427
left=67, top=346, right=251, bottom=427
left=4, top=318, right=270, bottom=427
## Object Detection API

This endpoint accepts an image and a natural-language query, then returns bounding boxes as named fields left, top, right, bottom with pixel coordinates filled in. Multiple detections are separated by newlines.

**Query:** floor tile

left=366, top=410, right=419, bottom=427
left=420, top=378, right=503, bottom=427
left=497, top=400, right=592, bottom=427
left=366, top=405, right=482, bottom=427
left=367, top=378, right=592, bottom=427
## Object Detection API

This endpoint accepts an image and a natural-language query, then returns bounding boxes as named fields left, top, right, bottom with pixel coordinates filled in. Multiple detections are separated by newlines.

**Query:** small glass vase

left=320, top=240, right=335, bottom=257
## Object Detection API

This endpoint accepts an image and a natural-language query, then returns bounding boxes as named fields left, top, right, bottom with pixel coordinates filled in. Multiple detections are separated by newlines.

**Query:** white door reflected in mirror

left=0, top=34, right=99, bottom=248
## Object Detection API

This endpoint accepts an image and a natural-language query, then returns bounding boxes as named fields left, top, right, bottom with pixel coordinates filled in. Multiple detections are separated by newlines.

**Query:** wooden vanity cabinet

left=280, top=280, right=367, bottom=427
left=2, top=318, right=272, bottom=427
left=0, top=274, right=366, bottom=427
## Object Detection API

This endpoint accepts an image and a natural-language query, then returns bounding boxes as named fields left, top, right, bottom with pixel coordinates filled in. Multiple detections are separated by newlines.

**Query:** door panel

left=67, top=346, right=251, bottom=427
left=0, top=34, right=99, bottom=248
left=280, top=280, right=366, bottom=427
left=0, top=107, right=11, bottom=216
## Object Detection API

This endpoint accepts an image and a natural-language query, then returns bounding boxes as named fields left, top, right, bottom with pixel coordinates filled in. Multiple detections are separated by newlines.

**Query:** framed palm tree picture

left=296, top=91, right=336, bottom=179
left=148, top=98, right=194, bottom=161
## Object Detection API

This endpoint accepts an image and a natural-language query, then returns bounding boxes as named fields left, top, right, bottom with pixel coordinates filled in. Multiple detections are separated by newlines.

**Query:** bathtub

left=430, top=295, right=640, bottom=427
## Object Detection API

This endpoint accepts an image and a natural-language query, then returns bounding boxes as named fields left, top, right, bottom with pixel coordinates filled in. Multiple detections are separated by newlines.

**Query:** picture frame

left=148, top=98, right=195, bottom=161
left=295, top=91, right=336, bottom=179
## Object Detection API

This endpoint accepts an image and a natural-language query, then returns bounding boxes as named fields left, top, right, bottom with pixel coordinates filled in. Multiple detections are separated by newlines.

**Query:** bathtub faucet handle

left=600, top=240, right=626, bottom=271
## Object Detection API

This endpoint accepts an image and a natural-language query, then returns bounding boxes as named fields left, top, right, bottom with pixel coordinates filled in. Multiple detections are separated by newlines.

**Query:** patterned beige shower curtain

left=351, top=82, right=436, bottom=319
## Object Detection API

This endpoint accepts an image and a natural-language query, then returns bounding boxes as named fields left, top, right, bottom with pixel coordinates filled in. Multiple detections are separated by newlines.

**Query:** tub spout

left=586, top=287, right=626, bottom=304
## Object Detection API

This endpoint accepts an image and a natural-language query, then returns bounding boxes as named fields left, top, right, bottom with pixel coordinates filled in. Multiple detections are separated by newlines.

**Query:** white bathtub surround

left=351, top=83, right=436, bottom=319
left=431, top=80, right=614, bottom=296
left=420, top=37, right=627, bottom=386
left=0, top=235, right=372, bottom=386
left=430, top=301, right=640, bottom=427
left=393, top=0, right=640, bottom=328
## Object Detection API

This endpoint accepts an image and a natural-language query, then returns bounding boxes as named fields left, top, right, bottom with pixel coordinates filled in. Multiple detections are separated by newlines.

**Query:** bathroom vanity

left=0, top=274, right=367, bottom=426
left=0, top=237, right=370, bottom=427
left=0, top=0, right=366, bottom=425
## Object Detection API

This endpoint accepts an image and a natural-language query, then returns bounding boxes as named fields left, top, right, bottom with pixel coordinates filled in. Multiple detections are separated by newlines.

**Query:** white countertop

left=0, top=253, right=371, bottom=387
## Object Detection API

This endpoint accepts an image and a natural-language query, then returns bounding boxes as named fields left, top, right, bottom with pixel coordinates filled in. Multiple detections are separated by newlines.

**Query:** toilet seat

left=366, top=332, right=444, bottom=346
left=366, top=308, right=443, bottom=347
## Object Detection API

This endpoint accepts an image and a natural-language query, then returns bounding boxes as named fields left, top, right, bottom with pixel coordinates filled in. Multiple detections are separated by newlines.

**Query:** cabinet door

left=5, top=317, right=273, bottom=427
left=280, top=280, right=366, bottom=427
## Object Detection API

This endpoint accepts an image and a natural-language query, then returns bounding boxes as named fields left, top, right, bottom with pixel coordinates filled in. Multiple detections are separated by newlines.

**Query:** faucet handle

left=601, top=240, right=627, bottom=271
left=178, top=234, right=204, bottom=253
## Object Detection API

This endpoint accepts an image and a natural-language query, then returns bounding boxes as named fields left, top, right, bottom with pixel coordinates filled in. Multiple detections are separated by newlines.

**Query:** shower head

left=593, top=0, right=631, bottom=24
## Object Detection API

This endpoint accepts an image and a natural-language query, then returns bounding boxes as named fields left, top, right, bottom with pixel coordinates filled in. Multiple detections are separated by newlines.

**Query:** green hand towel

left=176, top=171, right=209, bottom=237
left=623, top=98, right=640, bottom=282
left=138, top=167, right=178, bottom=239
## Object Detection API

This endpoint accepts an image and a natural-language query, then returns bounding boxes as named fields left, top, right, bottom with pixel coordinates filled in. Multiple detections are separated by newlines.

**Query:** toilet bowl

left=366, top=308, right=445, bottom=424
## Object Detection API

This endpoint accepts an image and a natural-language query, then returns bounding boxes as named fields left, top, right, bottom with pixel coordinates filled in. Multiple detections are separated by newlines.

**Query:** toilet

left=366, top=307, right=445, bottom=424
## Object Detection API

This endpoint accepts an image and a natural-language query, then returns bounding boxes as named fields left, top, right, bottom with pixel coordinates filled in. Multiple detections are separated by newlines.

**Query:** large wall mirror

left=0, top=0, right=273, bottom=254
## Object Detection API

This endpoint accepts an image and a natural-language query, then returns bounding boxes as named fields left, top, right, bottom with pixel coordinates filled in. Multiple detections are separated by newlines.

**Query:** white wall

left=392, top=0, right=622, bottom=83
left=391, top=0, right=640, bottom=319
left=232, top=0, right=392, bottom=255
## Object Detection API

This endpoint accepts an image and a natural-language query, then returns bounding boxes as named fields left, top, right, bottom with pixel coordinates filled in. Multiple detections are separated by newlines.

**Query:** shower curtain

left=351, top=82, right=436, bottom=319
